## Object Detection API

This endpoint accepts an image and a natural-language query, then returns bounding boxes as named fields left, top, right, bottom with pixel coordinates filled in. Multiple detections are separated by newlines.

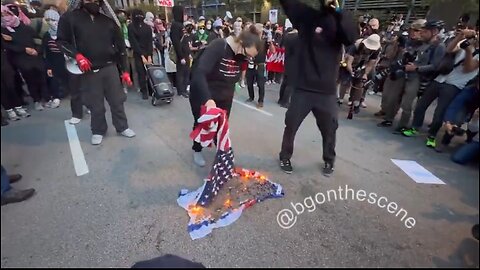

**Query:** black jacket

left=171, top=6, right=185, bottom=61
left=282, top=30, right=299, bottom=80
left=280, top=0, right=357, bottom=95
left=1, top=23, right=45, bottom=70
left=57, top=9, right=127, bottom=71
left=128, top=21, right=153, bottom=57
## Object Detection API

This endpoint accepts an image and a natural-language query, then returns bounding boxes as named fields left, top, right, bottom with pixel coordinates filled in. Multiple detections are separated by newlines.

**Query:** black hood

left=172, top=6, right=184, bottom=23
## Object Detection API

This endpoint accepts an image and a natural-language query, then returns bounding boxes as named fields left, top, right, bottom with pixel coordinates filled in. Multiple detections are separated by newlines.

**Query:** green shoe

left=402, top=128, right=418, bottom=137
left=426, top=137, right=436, bottom=148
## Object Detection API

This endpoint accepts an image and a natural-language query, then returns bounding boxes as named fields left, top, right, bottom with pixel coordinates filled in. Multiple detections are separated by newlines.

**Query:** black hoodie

left=128, top=10, right=153, bottom=57
left=171, top=6, right=185, bottom=61
left=280, top=0, right=357, bottom=95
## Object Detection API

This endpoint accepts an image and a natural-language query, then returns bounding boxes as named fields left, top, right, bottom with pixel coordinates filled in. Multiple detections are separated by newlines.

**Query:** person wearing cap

left=402, top=25, right=478, bottom=148
left=56, top=0, right=135, bottom=145
left=207, top=18, right=223, bottom=44
left=377, top=19, right=446, bottom=133
left=339, top=34, right=381, bottom=112
left=278, top=0, right=357, bottom=176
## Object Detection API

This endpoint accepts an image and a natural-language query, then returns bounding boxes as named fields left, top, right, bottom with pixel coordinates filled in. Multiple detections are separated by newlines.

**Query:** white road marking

left=233, top=99, right=273, bottom=117
left=64, top=121, right=89, bottom=176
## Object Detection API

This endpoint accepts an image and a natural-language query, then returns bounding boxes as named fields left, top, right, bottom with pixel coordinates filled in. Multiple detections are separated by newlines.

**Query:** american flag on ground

left=178, top=106, right=284, bottom=240
left=190, top=107, right=234, bottom=207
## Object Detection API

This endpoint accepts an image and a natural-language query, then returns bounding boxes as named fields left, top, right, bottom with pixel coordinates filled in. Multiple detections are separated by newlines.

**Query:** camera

left=375, top=68, right=390, bottom=81
left=389, top=51, right=417, bottom=80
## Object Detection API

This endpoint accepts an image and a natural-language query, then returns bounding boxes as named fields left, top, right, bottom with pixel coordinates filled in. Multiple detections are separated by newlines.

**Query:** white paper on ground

left=391, top=159, right=445, bottom=185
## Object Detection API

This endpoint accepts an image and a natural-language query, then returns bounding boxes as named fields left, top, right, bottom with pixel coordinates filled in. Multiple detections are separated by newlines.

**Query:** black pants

left=411, top=81, right=461, bottom=137
left=176, top=61, right=190, bottom=95
left=69, top=73, right=84, bottom=119
left=279, top=90, right=338, bottom=165
left=278, top=74, right=293, bottom=105
left=18, top=65, right=48, bottom=102
left=81, top=64, right=129, bottom=135
left=190, top=97, right=232, bottom=152
left=246, top=64, right=266, bottom=103
left=133, top=54, right=149, bottom=96
left=1, top=68, right=22, bottom=110
left=268, top=71, right=282, bottom=83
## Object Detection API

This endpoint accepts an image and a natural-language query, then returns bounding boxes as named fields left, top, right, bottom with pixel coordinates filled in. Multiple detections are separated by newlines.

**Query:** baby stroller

left=145, top=64, right=174, bottom=106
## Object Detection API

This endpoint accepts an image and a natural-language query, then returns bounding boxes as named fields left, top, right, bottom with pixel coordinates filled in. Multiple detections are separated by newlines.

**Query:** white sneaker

left=69, top=117, right=81, bottom=125
left=51, top=98, right=60, bottom=108
left=193, top=152, right=206, bottom=167
left=14, top=107, right=30, bottom=118
left=45, top=100, right=53, bottom=108
left=91, top=134, right=103, bottom=145
left=6, top=109, right=20, bottom=121
left=361, top=101, right=368, bottom=108
left=120, top=128, right=136, bottom=138
left=83, top=106, right=91, bottom=114
left=368, top=90, right=375, bottom=95
left=240, top=81, right=246, bottom=88
left=347, top=101, right=353, bottom=106
left=35, top=102, right=44, bottom=111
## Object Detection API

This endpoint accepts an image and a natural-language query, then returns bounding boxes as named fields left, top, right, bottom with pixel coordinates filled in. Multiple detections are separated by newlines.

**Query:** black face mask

left=84, top=3, right=100, bottom=15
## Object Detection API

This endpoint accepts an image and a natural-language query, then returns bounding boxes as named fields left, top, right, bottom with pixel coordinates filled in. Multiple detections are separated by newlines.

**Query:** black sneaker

left=1, top=188, right=35, bottom=206
left=377, top=120, right=393, bottom=127
left=280, top=159, right=293, bottom=174
left=353, top=106, right=360, bottom=114
left=246, top=98, right=254, bottom=103
left=322, top=163, right=334, bottom=177
left=472, top=224, right=479, bottom=241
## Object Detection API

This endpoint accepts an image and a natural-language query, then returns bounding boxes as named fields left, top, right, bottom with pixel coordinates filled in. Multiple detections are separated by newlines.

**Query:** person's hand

left=75, top=53, right=92, bottom=72
left=47, top=69, right=53, bottom=77
left=204, top=99, right=217, bottom=110
left=181, top=58, right=187, bottom=65
left=462, top=29, right=477, bottom=39
left=147, top=56, right=152, bottom=64
left=25, top=47, right=38, bottom=56
left=362, top=74, right=368, bottom=81
left=141, top=55, right=148, bottom=64
left=444, top=121, right=454, bottom=134
left=1, top=34, right=12, bottom=41
left=121, top=72, right=132, bottom=86
left=404, top=62, right=417, bottom=72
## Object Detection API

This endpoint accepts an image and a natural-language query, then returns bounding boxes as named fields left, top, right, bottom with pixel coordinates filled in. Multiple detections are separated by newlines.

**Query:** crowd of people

left=1, top=0, right=478, bottom=207
left=340, top=12, right=479, bottom=166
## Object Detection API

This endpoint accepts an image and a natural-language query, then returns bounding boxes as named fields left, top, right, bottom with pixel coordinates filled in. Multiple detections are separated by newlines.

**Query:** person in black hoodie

left=189, top=26, right=262, bottom=167
left=278, top=0, right=357, bottom=176
left=171, top=5, right=189, bottom=98
left=128, top=9, right=153, bottom=100
left=57, top=0, right=135, bottom=146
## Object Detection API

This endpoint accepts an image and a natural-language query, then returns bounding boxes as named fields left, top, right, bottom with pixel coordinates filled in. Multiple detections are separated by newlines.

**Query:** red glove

left=75, top=53, right=92, bottom=72
left=121, top=72, right=132, bottom=86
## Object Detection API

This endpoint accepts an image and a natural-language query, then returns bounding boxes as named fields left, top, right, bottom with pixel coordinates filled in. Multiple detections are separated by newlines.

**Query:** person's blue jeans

left=444, top=87, right=478, bottom=124
left=451, top=142, right=480, bottom=165
left=1, top=165, right=12, bottom=196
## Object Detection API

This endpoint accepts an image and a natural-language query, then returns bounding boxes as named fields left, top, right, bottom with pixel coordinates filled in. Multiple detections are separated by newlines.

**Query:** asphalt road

left=1, top=84, right=479, bottom=267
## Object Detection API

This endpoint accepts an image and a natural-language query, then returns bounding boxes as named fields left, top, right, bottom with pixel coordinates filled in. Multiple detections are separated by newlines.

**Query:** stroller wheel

left=151, top=97, right=157, bottom=106
left=166, top=99, right=172, bottom=104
